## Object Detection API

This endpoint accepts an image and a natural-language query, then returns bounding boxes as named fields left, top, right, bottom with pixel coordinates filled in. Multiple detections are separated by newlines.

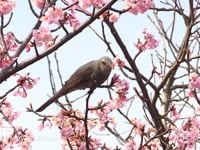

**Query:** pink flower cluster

left=135, top=28, right=159, bottom=51
left=41, top=6, right=80, bottom=29
left=89, top=74, right=129, bottom=130
left=13, top=73, right=39, bottom=98
left=112, top=55, right=125, bottom=68
left=48, top=110, right=110, bottom=150
left=112, top=74, right=129, bottom=102
left=125, top=118, right=160, bottom=149
left=78, top=0, right=106, bottom=8
left=0, top=0, right=15, bottom=16
left=0, top=54, right=17, bottom=68
left=0, top=99, right=20, bottom=122
left=187, top=73, right=200, bottom=97
left=90, top=101, right=116, bottom=131
left=32, top=26, right=54, bottom=48
left=125, top=0, right=154, bottom=15
left=41, top=7, right=64, bottom=25
left=13, top=126, right=34, bottom=149
left=171, top=105, right=180, bottom=121
left=109, top=12, right=120, bottom=22
left=31, top=0, right=47, bottom=9
left=0, top=99, right=34, bottom=149
left=0, top=32, right=19, bottom=68
left=4, top=32, right=19, bottom=51
left=169, top=117, right=200, bottom=149
left=188, top=73, right=200, bottom=90
left=37, top=118, right=53, bottom=131
left=112, top=74, right=129, bottom=95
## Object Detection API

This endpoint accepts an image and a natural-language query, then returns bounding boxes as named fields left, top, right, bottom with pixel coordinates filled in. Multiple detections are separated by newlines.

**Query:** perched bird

left=36, top=56, right=112, bottom=112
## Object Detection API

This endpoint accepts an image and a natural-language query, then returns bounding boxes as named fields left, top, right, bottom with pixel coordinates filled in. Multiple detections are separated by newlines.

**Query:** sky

left=0, top=0, right=189, bottom=149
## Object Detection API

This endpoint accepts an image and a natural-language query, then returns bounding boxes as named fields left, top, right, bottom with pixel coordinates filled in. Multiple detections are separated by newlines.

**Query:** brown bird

left=36, top=56, right=112, bottom=112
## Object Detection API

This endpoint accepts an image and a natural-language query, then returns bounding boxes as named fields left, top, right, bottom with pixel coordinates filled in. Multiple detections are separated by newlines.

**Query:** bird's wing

left=64, top=61, right=95, bottom=91
left=35, top=93, right=61, bottom=112
left=36, top=61, right=96, bottom=112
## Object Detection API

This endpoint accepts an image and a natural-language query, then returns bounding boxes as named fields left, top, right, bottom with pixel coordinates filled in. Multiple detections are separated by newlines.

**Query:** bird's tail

left=35, top=93, right=61, bottom=112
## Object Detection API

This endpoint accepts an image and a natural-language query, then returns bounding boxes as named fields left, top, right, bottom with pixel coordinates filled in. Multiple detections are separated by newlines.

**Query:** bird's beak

left=111, top=62, right=115, bottom=69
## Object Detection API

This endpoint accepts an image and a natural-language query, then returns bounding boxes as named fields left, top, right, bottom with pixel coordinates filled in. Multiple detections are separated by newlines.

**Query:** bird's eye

left=101, top=61, right=106, bottom=65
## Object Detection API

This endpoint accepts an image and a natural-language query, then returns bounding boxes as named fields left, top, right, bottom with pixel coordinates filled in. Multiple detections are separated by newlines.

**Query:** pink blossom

left=25, top=43, right=32, bottom=52
left=125, top=139, right=138, bottom=150
left=2, top=107, right=20, bottom=122
left=4, top=32, right=19, bottom=51
left=37, top=123, right=44, bottom=131
left=195, top=106, right=200, bottom=114
left=8, top=111, right=20, bottom=122
left=187, top=89, right=194, bottom=97
left=169, top=118, right=200, bottom=149
left=112, top=55, right=125, bottom=68
left=135, top=28, right=159, bottom=51
left=113, top=74, right=129, bottom=96
left=32, top=26, right=54, bottom=48
left=61, top=127, right=74, bottom=139
left=13, top=86, right=27, bottom=98
left=131, top=118, right=145, bottom=135
left=41, top=7, right=64, bottom=24
left=89, top=138, right=102, bottom=149
left=1, top=101, right=20, bottom=122
left=15, top=73, right=39, bottom=89
left=15, top=127, right=34, bottom=149
left=65, top=8, right=80, bottom=30
left=125, top=0, right=154, bottom=15
left=112, top=95, right=128, bottom=108
left=135, top=39, right=146, bottom=51
left=0, top=55, right=17, bottom=68
left=109, top=13, right=120, bottom=22
left=188, top=73, right=200, bottom=91
left=0, top=0, right=15, bottom=16
left=143, top=28, right=159, bottom=49
left=13, top=73, right=39, bottom=98
left=110, top=74, right=130, bottom=108
left=171, top=105, right=180, bottom=121
left=31, top=0, right=47, bottom=9
left=78, top=0, right=106, bottom=8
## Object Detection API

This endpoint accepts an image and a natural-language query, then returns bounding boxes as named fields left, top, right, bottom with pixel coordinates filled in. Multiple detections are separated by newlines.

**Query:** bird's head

left=98, top=56, right=112, bottom=73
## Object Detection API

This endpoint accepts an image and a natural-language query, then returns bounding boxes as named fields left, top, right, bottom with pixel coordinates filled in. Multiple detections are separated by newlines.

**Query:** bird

left=35, top=56, right=112, bottom=112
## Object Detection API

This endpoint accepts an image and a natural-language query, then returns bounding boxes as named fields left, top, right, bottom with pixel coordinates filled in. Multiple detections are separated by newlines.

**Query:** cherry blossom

left=171, top=105, right=180, bottom=121
left=112, top=55, right=125, bottom=68
left=169, top=117, right=200, bottom=149
left=125, top=0, right=154, bottom=15
left=0, top=0, right=16, bottom=16
left=13, top=73, right=39, bottom=98
left=125, top=139, right=138, bottom=150
left=109, top=12, right=120, bottom=22
left=32, top=26, right=54, bottom=48
left=0, top=98, right=34, bottom=149
left=135, top=28, right=159, bottom=51
left=113, top=74, right=129, bottom=96
left=0, top=55, right=17, bottom=68
left=4, top=32, right=19, bottom=51
left=15, top=127, right=34, bottom=150
left=0, top=32, right=19, bottom=68
left=31, top=0, right=47, bottom=9
left=41, top=7, right=64, bottom=25
left=0, top=99, right=20, bottom=122
left=78, top=0, right=107, bottom=8
left=188, top=73, right=200, bottom=91
left=65, top=8, right=80, bottom=30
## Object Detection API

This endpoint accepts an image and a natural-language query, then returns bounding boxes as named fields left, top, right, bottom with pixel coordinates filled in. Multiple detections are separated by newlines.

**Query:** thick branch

left=104, top=21, right=167, bottom=148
